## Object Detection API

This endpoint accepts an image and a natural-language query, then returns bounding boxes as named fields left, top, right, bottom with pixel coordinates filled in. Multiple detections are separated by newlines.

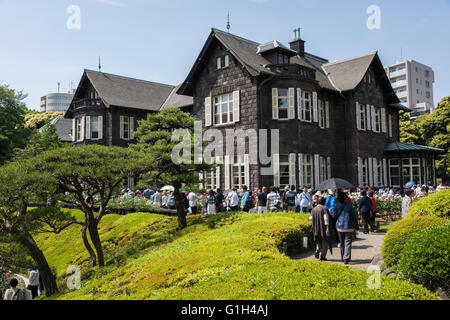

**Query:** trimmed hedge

left=381, top=215, right=448, bottom=268
left=397, top=224, right=450, bottom=290
left=408, top=190, right=450, bottom=218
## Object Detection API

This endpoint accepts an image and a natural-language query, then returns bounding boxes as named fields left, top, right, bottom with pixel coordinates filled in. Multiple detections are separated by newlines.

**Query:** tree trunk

left=20, top=233, right=58, bottom=297
left=81, top=222, right=97, bottom=267
left=174, top=187, right=187, bottom=230
left=87, top=217, right=104, bottom=267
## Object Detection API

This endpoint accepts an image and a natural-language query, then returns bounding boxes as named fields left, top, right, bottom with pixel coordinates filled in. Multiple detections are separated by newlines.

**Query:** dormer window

left=277, top=53, right=290, bottom=64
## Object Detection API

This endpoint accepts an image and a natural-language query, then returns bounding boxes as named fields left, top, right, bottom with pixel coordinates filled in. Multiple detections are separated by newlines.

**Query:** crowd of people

left=116, top=182, right=447, bottom=266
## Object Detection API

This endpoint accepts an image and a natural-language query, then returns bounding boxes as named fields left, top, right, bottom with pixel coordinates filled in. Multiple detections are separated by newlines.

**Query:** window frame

left=302, top=154, right=313, bottom=187
left=75, top=117, right=82, bottom=142
left=213, top=93, right=234, bottom=126
left=302, top=90, right=312, bottom=123
left=122, top=116, right=130, bottom=140
left=232, top=155, right=245, bottom=190
left=279, top=154, right=290, bottom=187
left=277, top=88, right=289, bottom=120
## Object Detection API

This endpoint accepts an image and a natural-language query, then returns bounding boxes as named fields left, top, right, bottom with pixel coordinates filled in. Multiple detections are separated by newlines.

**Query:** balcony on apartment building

left=389, top=68, right=406, bottom=78
left=396, top=90, right=408, bottom=99
left=391, top=80, right=407, bottom=89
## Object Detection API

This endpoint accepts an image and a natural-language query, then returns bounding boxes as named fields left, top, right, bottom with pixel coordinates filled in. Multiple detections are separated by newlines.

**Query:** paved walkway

left=292, top=231, right=386, bottom=271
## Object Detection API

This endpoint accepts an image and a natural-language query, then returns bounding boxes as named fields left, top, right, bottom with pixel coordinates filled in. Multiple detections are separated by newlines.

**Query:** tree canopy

left=0, top=85, right=31, bottom=165
left=131, top=108, right=212, bottom=229
left=35, top=145, right=153, bottom=267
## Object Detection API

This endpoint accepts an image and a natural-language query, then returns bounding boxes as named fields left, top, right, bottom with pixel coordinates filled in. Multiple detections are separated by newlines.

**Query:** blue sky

left=0, top=0, right=449, bottom=110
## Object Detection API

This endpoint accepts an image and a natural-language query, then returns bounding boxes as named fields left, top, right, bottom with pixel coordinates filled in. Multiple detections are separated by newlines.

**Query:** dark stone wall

left=191, top=39, right=260, bottom=189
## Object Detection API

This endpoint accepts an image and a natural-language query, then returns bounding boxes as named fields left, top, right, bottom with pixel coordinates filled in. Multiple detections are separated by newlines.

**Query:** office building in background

left=40, top=91, right=75, bottom=113
left=385, top=60, right=435, bottom=120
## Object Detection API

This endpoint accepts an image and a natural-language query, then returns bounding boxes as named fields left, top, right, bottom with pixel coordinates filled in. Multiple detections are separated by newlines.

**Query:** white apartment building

left=385, top=60, right=435, bottom=115
left=40, top=91, right=75, bottom=113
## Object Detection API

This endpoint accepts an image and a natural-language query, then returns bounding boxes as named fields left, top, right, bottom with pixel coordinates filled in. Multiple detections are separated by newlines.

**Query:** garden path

left=292, top=231, right=386, bottom=271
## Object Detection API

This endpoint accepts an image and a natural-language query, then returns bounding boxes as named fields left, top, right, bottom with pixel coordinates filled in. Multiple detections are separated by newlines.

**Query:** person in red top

left=368, top=192, right=377, bottom=232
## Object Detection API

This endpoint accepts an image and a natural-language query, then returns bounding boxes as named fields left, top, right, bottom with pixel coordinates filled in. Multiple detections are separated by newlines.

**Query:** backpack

left=12, top=289, right=26, bottom=300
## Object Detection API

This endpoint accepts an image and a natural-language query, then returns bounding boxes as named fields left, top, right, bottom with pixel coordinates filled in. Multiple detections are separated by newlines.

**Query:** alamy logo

left=366, top=5, right=381, bottom=30
left=171, top=121, right=279, bottom=174
left=66, top=265, right=81, bottom=290
left=67, top=5, right=81, bottom=30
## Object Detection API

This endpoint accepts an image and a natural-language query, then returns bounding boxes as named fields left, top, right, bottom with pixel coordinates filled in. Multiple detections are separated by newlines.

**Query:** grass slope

left=35, top=211, right=437, bottom=300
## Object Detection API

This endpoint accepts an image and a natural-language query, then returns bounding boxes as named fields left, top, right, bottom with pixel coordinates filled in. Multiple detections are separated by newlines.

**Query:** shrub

left=397, top=224, right=450, bottom=290
left=381, top=215, right=448, bottom=267
left=408, top=189, right=450, bottom=218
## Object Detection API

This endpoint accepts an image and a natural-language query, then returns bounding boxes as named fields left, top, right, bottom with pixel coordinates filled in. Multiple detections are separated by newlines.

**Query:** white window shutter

left=216, top=156, right=222, bottom=190
left=381, top=108, right=387, bottom=133
left=98, top=116, right=103, bottom=140
left=325, top=101, right=330, bottom=129
left=225, top=55, right=229, bottom=68
left=368, top=157, right=374, bottom=186
left=120, top=116, right=124, bottom=140
left=356, top=102, right=361, bottom=130
left=383, top=158, right=388, bottom=186
left=72, top=118, right=76, bottom=142
left=366, top=105, right=371, bottom=131
left=273, top=153, right=280, bottom=187
left=314, top=154, right=320, bottom=189
left=327, top=157, right=331, bottom=179
left=373, top=159, right=379, bottom=187
left=371, top=106, right=376, bottom=132
left=272, top=88, right=279, bottom=120
left=289, top=153, right=296, bottom=186
left=388, top=114, right=393, bottom=137
left=80, top=116, right=85, bottom=141
left=313, top=92, right=318, bottom=122
left=288, top=88, right=295, bottom=120
left=357, top=157, right=363, bottom=187
left=205, top=97, right=212, bottom=127
left=130, top=117, right=135, bottom=140
left=85, top=116, right=91, bottom=140
left=297, top=88, right=303, bottom=120
left=224, top=155, right=231, bottom=190
left=244, top=154, right=250, bottom=188
left=216, top=57, right=221, bottom=70
left=233, top=90, right=240, bottom=123
left=298, top=154, right=304, bottom=188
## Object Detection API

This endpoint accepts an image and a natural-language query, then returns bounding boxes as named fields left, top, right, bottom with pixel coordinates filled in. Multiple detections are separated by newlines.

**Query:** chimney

left=289, top=28, right=305, bottom=57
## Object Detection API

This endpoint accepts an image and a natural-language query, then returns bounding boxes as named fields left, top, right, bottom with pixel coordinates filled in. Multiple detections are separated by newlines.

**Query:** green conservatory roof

left=385, top=142, right=444, bottom=153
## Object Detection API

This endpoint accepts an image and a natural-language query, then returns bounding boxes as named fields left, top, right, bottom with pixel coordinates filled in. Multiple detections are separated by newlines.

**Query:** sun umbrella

left=223, top=189, right=233, bottom=196
left=161, top=186, right=175, bottom=192
left=315, top=178, right=355, bottom=191
left=404, top=181, right=415, bottom=189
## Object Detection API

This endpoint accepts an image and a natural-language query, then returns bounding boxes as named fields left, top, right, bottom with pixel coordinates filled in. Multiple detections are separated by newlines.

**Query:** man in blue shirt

left=240, top=186, right=251, bottom=212
left=286, top=185, right=298, bottom=212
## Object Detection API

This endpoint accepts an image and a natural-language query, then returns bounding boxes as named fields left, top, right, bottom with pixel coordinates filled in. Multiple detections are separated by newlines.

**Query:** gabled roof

left=178, top=28, right=336, bottom=95
left=39, top=118, right=73, bottom=142
left=385, top=142, right=444, bottom=154
left=322, top=52, right=378, bottom=92
left=74, top=70, right=175, bottom=112
left=160, top=84, right=193, bottom=110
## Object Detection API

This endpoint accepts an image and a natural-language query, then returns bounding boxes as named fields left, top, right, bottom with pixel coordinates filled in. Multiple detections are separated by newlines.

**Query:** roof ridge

left=323, top=51, right=378, bottom=66
left=84, top=69, right=175, bottom=88
left=212, top=28, right=260, bottom=45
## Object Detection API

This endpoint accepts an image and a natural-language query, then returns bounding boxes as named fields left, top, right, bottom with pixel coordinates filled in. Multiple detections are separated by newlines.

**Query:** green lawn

left=34, top=210, right=438, bottom=300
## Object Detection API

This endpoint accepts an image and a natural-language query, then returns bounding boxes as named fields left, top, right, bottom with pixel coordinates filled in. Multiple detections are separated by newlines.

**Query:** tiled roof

left=85, top=70, right=175, bottom=111
left=40, top=118, right=73, bottom=142
left=160, top=84, right=193, bottom=110
left=385, top=142, right=444, bottom=153
left=322, top=52, right=378, bottom=92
